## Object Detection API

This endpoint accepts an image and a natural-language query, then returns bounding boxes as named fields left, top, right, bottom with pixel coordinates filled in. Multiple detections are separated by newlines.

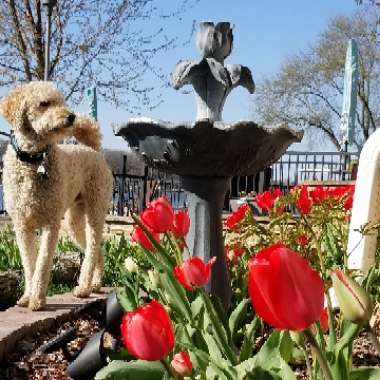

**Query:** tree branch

left=8, top=0, right=32, bottom=80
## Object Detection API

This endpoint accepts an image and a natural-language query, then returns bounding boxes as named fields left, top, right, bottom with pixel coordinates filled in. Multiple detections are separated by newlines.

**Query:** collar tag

left=37, top=164, right=47, bottom=176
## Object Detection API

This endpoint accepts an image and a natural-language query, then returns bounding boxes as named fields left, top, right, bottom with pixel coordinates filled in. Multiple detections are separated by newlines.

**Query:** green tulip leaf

left=279, top=331, right=294, bottom=363
left=237, top=330, right=297, bottom=380
left=325, top=223, right=340, bottom=263
left=94, top=360, right=165, bottom=380
left=229, top=298, right=249, bottom=341
left=181, top=344, right=236, bottom=380
left=350, top=367, right=380, bottom=379
left=204, top=331, right=224, bottom=361
left=159, top=270, right=192, bottom=321
left=241, top=367, right=281, bottom=380
left=116, top=287, right=138, bottom=312
left=210, top=294, right=232, bottom=342
left=239, top=317, right=260, bottom=362
left=191, top=295, right=205, bottom=318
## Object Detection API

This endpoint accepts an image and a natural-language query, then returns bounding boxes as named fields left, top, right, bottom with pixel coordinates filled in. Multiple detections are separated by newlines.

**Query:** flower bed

left=76, top=186, right=380, bottom=380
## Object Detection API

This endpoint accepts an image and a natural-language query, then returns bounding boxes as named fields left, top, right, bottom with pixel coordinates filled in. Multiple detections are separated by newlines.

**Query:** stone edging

left=0, top=288, right=111, bottom=363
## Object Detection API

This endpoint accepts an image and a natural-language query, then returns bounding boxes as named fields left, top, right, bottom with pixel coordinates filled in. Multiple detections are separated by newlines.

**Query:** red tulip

left=140, top=196, right=174, bottom=233
left=256, top=189, right=283, bottom=213
left=296, top=234, right=309, bottom=246
left=174, top=256, right=216, bottom=291
left=248, top=243, right=324, bottom=331
left=343, top=185, right=355, bottom=210
left=131, top=226, right=160, bottom=252
left=309, top=186, right=328, bottom=204
left=177, top=239, right=185, bottom=250
left=120, top=300, right=175, bottom=361
left=318, top=307, right=329, bottom=333
left=172, top=210, right=190, bottom=237
left=225, top=244, right=244, bottom=265
left=171, top=352, right=193, bottom=377
left=296, top=185, right=312, bottom=214
left=225, top=203, right=249, bottom=230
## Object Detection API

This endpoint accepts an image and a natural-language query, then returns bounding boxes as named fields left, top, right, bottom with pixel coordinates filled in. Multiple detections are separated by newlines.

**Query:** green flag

left=86, top=85, right=98, bottom=121
left=340, top=39, right=358, bottom=147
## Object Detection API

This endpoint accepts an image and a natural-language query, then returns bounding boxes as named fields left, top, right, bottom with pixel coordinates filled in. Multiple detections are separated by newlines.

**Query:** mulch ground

left=0, top=307, right=102, bottom=380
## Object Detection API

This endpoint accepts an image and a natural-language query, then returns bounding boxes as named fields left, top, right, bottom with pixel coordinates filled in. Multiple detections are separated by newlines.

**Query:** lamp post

left=42, top=0, right=57, bottom=81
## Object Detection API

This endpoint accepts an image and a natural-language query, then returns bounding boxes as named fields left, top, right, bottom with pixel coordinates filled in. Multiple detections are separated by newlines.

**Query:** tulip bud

left=124, top=257, right=138, bottom=273
left=171, top=351, right=193, bottom=377
left=332, top=270, right=373, bottom=324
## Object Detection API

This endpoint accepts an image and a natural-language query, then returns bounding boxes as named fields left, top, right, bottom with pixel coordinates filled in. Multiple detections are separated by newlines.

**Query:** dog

left=0, top=81, right=113, bottom=310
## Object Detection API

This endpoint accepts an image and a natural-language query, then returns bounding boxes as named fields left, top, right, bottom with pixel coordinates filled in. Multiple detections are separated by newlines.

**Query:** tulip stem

left=303, top=329, right=334, bottom=380
left=301, top=215, right=327, bottom=281
left=165, top=232, right=183, bottom=264
left=161, top=358, right=177, bottom=379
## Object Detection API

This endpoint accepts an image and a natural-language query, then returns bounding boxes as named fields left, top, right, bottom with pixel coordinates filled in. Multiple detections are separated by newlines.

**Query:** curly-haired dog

left=0, top=81, right=113, bottom=310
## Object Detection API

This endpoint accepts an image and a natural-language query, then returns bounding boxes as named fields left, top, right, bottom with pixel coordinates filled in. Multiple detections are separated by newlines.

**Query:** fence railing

left=110, top=150, right=359, bottom=216
left=0, top=150, right=359, bottom=216
left=270, top=151, right=359, bottom=193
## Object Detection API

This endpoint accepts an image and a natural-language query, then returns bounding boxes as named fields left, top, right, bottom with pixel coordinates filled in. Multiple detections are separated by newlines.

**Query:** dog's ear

left=0, top=86, right=28, bottom=130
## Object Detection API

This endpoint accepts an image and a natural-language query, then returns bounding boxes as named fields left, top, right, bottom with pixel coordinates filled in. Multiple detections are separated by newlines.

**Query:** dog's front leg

left=29, top=224, right=60, bottom=311
left=14, top=227, right=38, bottom=307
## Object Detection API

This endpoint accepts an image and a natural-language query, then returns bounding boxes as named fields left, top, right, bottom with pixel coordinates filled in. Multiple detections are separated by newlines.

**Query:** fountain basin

left=114, top=118, right=303, bottom=177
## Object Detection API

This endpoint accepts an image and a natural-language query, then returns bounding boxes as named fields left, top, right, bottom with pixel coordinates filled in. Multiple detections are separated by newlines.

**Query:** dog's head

left=0, top=81, right=76, bottom=150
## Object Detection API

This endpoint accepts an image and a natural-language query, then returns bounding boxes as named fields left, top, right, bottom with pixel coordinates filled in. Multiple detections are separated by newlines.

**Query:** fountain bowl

left=114, top=118, right=303, bottom=177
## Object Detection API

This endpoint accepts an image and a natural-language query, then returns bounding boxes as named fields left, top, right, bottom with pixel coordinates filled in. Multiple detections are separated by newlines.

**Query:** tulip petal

left=248, top=244, right=324, bottom=331
left=121, top=300, right=175, bottom=361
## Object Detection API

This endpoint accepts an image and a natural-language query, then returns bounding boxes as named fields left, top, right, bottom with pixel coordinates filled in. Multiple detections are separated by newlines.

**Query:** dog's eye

left=39, top=101, right=50, bottom=107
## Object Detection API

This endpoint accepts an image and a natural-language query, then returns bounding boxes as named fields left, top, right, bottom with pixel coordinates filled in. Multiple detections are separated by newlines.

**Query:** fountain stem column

left=180, top=175, right=231, bottom=307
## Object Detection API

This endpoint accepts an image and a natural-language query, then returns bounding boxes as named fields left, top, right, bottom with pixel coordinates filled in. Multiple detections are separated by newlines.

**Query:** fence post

left=142, top=166, right=149, bottom=211
left=117, top=155, right=127, bottom=216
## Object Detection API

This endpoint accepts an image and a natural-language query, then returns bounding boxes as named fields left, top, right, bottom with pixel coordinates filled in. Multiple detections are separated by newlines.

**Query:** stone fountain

left=115, top=22, right=303, bottom=307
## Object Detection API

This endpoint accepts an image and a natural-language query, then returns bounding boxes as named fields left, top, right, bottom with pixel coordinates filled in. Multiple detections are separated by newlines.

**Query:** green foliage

left=0, top=227, right=21, bottom=271
left=94, top=360, right=165, bottom=380
left=0, top=230, right=137, bottom=308
left=102, top=234, right=131, bottom=287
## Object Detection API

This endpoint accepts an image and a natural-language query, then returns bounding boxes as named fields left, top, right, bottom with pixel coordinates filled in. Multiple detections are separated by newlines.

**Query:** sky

left=0, top=0, right=363, bottom=151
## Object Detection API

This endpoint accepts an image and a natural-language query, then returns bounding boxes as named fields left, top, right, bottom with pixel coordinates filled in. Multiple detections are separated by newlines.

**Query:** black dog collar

left=10, top=132, right=50, bottom=164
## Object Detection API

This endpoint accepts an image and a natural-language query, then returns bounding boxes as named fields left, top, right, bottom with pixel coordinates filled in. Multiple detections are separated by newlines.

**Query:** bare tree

left=0, top=0, right=198, bottom=111
left=254, top=11, right=380, bottom=151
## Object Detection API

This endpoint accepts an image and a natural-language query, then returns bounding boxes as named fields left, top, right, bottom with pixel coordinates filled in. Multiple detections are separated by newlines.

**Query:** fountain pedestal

left=181, top=176, right=231, bottom=306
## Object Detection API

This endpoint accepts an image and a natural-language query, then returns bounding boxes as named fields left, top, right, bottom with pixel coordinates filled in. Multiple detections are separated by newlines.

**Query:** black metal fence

left=111, top=150, right=359, bottom=216
left=0, top=150, right=359, bottom=216
left=270, top=151, right=359, bottom=193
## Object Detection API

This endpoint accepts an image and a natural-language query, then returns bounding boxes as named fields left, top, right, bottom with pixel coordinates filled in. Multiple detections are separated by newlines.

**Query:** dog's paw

left=91, top=282, right=102, bottom=293
left=28, top=297, right=46, bottom=311
left=17, top=294, right=30, bottom=307
left=73, top=286, right=91, bottom=298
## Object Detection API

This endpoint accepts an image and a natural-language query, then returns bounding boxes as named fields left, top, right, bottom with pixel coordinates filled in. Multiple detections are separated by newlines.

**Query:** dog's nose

left=67, top=114, right=76, bottom=125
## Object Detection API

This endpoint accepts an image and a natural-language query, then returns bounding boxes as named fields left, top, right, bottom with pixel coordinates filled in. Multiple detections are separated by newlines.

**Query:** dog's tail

left=73, top=115, right=102, bottom=151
